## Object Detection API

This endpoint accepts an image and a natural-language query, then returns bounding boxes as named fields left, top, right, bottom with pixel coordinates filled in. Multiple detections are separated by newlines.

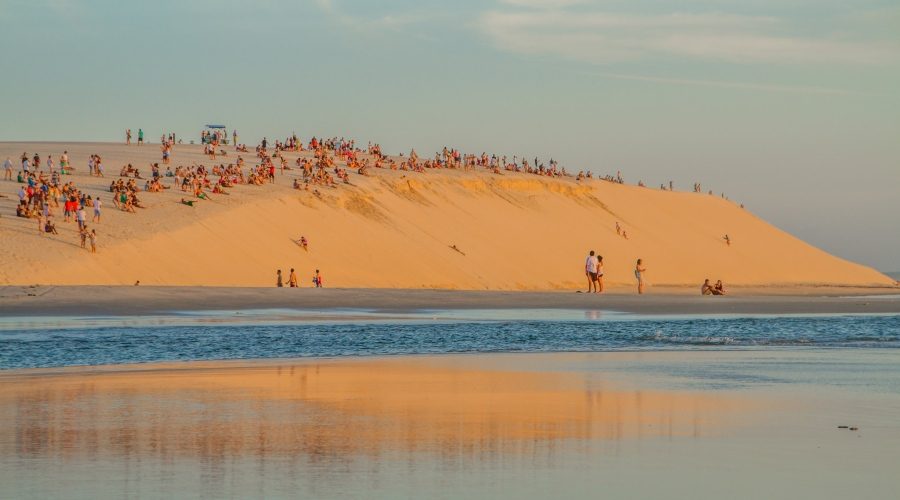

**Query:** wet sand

left=1, top=351, right=898, bottom=499
left=1, top=285, right=899, bottom=317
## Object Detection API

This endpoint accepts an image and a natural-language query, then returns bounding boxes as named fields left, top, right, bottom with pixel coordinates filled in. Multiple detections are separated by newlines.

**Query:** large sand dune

left=0, top=142, right=892, bottom=289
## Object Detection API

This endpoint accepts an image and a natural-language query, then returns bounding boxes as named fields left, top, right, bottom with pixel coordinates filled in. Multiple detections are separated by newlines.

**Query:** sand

left=1, top=285, right=899, bottom=317
left=2, top=142, right=894, bottom=290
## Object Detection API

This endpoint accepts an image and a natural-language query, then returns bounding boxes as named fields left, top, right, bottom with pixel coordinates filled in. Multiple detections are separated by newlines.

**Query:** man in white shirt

left=585, top=250, right=599, bottom=293
left=93, top=197, right=102, bottom=222
left=3, top=157, right=12, bottom=180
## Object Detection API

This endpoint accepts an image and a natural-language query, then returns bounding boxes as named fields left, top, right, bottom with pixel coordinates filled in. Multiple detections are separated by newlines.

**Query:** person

left=299, top=236, right=308, bottom=251
left=289, top=268, right=299, bottom=287
left=126, top=129, right=132, bottom=145
left=635, top=259, right=647, bottom=294
left=79, top=226, right=88, bottom=249
left=180, top=198, right=194, bottom=207
left=93, top=197, right=102, bottom=222
left=89, top=229, right=97, bottom=253
left=276, top=269, right=284, bottom=287
left=584, top=250, right=598, bottom=293
left=724, top=234, right=731, bottom=246
left=713, top=280, right=727, bottom=295
left=137, top=128, right=144, bottom=145
left=76, top=205, right=86, bottom=230
left=313, top=269, right=323, bottom=288
left=615, top=222, right=621, bottom=236
left=3, top=157, right=12, bottom=180
left=44, top=216, right=59, bottom=234
left=701, top=279, right=713, bottom=295
left=596, top=255, right=605, bottom=293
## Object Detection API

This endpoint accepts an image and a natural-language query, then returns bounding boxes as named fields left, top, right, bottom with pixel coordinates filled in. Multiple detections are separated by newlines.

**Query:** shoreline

left=2, top=285, right=898, bottom=317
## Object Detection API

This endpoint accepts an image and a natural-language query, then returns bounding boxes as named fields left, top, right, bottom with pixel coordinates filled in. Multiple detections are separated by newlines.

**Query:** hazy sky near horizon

left=1, top=0, right=898, bottom=270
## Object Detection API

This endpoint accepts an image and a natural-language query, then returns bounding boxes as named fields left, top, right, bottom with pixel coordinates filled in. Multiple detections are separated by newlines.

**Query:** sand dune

left=0, top=142, right=892, bottom=289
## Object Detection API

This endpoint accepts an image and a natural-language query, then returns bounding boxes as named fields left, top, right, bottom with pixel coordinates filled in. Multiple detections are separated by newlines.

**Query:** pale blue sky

left=1, top=0, right=898, bottom=270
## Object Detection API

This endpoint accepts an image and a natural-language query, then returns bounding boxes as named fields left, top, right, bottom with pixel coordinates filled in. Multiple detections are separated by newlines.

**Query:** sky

left=1, top=0, right=898, bottom=271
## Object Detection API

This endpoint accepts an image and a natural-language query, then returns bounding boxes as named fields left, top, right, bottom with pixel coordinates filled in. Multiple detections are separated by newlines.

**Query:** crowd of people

left=4, top=129, right=736, bottom=283
left=11, top=152, right=100, bottom=253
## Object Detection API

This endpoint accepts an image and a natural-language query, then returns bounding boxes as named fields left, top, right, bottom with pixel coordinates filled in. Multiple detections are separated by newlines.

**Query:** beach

left=1, top=285, right=899, bottom=318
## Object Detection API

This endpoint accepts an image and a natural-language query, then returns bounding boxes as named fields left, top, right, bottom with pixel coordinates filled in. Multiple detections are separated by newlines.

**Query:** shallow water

left=1, top=350, right=899, bottom=500
left=1, top=312, right=897, bottom=370
left=2, top=312, right=900, bottom=499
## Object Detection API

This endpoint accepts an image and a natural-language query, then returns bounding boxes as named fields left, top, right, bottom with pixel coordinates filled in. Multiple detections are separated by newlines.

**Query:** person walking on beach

left=3, top=157, right=12, bottom=180
left=596, top=255, right=605, bottom=293
left=138, top=128, right=144, bottom=145
left=584, top=250, right=598, bottom=293
left=289, top=268, right=299, bottom=288
left=635, top=259, right=647, bottom=294
left=276, top=269, right=284, bottom=287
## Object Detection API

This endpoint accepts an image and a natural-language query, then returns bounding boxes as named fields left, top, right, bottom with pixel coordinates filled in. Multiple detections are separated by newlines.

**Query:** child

left=313, top=269, right=323, bottom=288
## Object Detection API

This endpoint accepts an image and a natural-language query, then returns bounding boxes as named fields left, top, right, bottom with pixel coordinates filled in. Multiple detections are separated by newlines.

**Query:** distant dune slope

left=0, top=142, right=893, bottom=289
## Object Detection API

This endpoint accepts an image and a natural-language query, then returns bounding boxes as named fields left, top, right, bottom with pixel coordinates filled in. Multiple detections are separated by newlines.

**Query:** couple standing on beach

left=584, top=252, right=647, bottom=294
left=584, top=251, right=605, bottom=293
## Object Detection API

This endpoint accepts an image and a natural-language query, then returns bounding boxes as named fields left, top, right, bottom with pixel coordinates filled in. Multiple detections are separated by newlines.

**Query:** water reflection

left=0, top=357, right=751, bottom=497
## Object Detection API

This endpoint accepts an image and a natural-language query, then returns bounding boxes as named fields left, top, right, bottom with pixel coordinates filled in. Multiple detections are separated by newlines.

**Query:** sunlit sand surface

left=2, top=352, right=899, bottom=499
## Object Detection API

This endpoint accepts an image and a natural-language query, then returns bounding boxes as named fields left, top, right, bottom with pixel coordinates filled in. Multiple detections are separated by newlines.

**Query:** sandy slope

left=0, top=142, right=892, bottom=289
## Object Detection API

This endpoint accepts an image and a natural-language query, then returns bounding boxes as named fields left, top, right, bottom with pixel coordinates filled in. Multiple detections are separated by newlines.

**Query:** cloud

left=585, top=71, right=871, bottom=96
left=477, top=2, right=899, bottom=65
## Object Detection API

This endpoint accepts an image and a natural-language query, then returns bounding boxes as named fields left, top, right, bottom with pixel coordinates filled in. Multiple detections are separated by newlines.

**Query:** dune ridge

left=0, top=142, right=892, bottom=289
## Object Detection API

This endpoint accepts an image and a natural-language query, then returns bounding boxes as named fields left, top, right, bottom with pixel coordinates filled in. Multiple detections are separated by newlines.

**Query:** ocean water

left=1, top=310, right=898, bottom=370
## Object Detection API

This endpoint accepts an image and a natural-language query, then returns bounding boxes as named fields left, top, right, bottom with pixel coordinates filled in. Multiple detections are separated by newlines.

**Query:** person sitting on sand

left=44, top=216, right=59, bottom=235
left=635, top=259, right=647, bottom=294
left=299, top=236, right=308, bottom=251
left=701, top=279, right=713, bottom=295
left=713, top=280, right=726, bottom=295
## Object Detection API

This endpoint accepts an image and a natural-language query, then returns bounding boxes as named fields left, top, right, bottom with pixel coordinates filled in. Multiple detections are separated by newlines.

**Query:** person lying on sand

left=180, top=198, right=195, bottom=207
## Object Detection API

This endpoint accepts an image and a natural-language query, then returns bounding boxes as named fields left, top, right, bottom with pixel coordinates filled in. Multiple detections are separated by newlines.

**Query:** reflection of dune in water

left=0, top=358, right=752, bottom=465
